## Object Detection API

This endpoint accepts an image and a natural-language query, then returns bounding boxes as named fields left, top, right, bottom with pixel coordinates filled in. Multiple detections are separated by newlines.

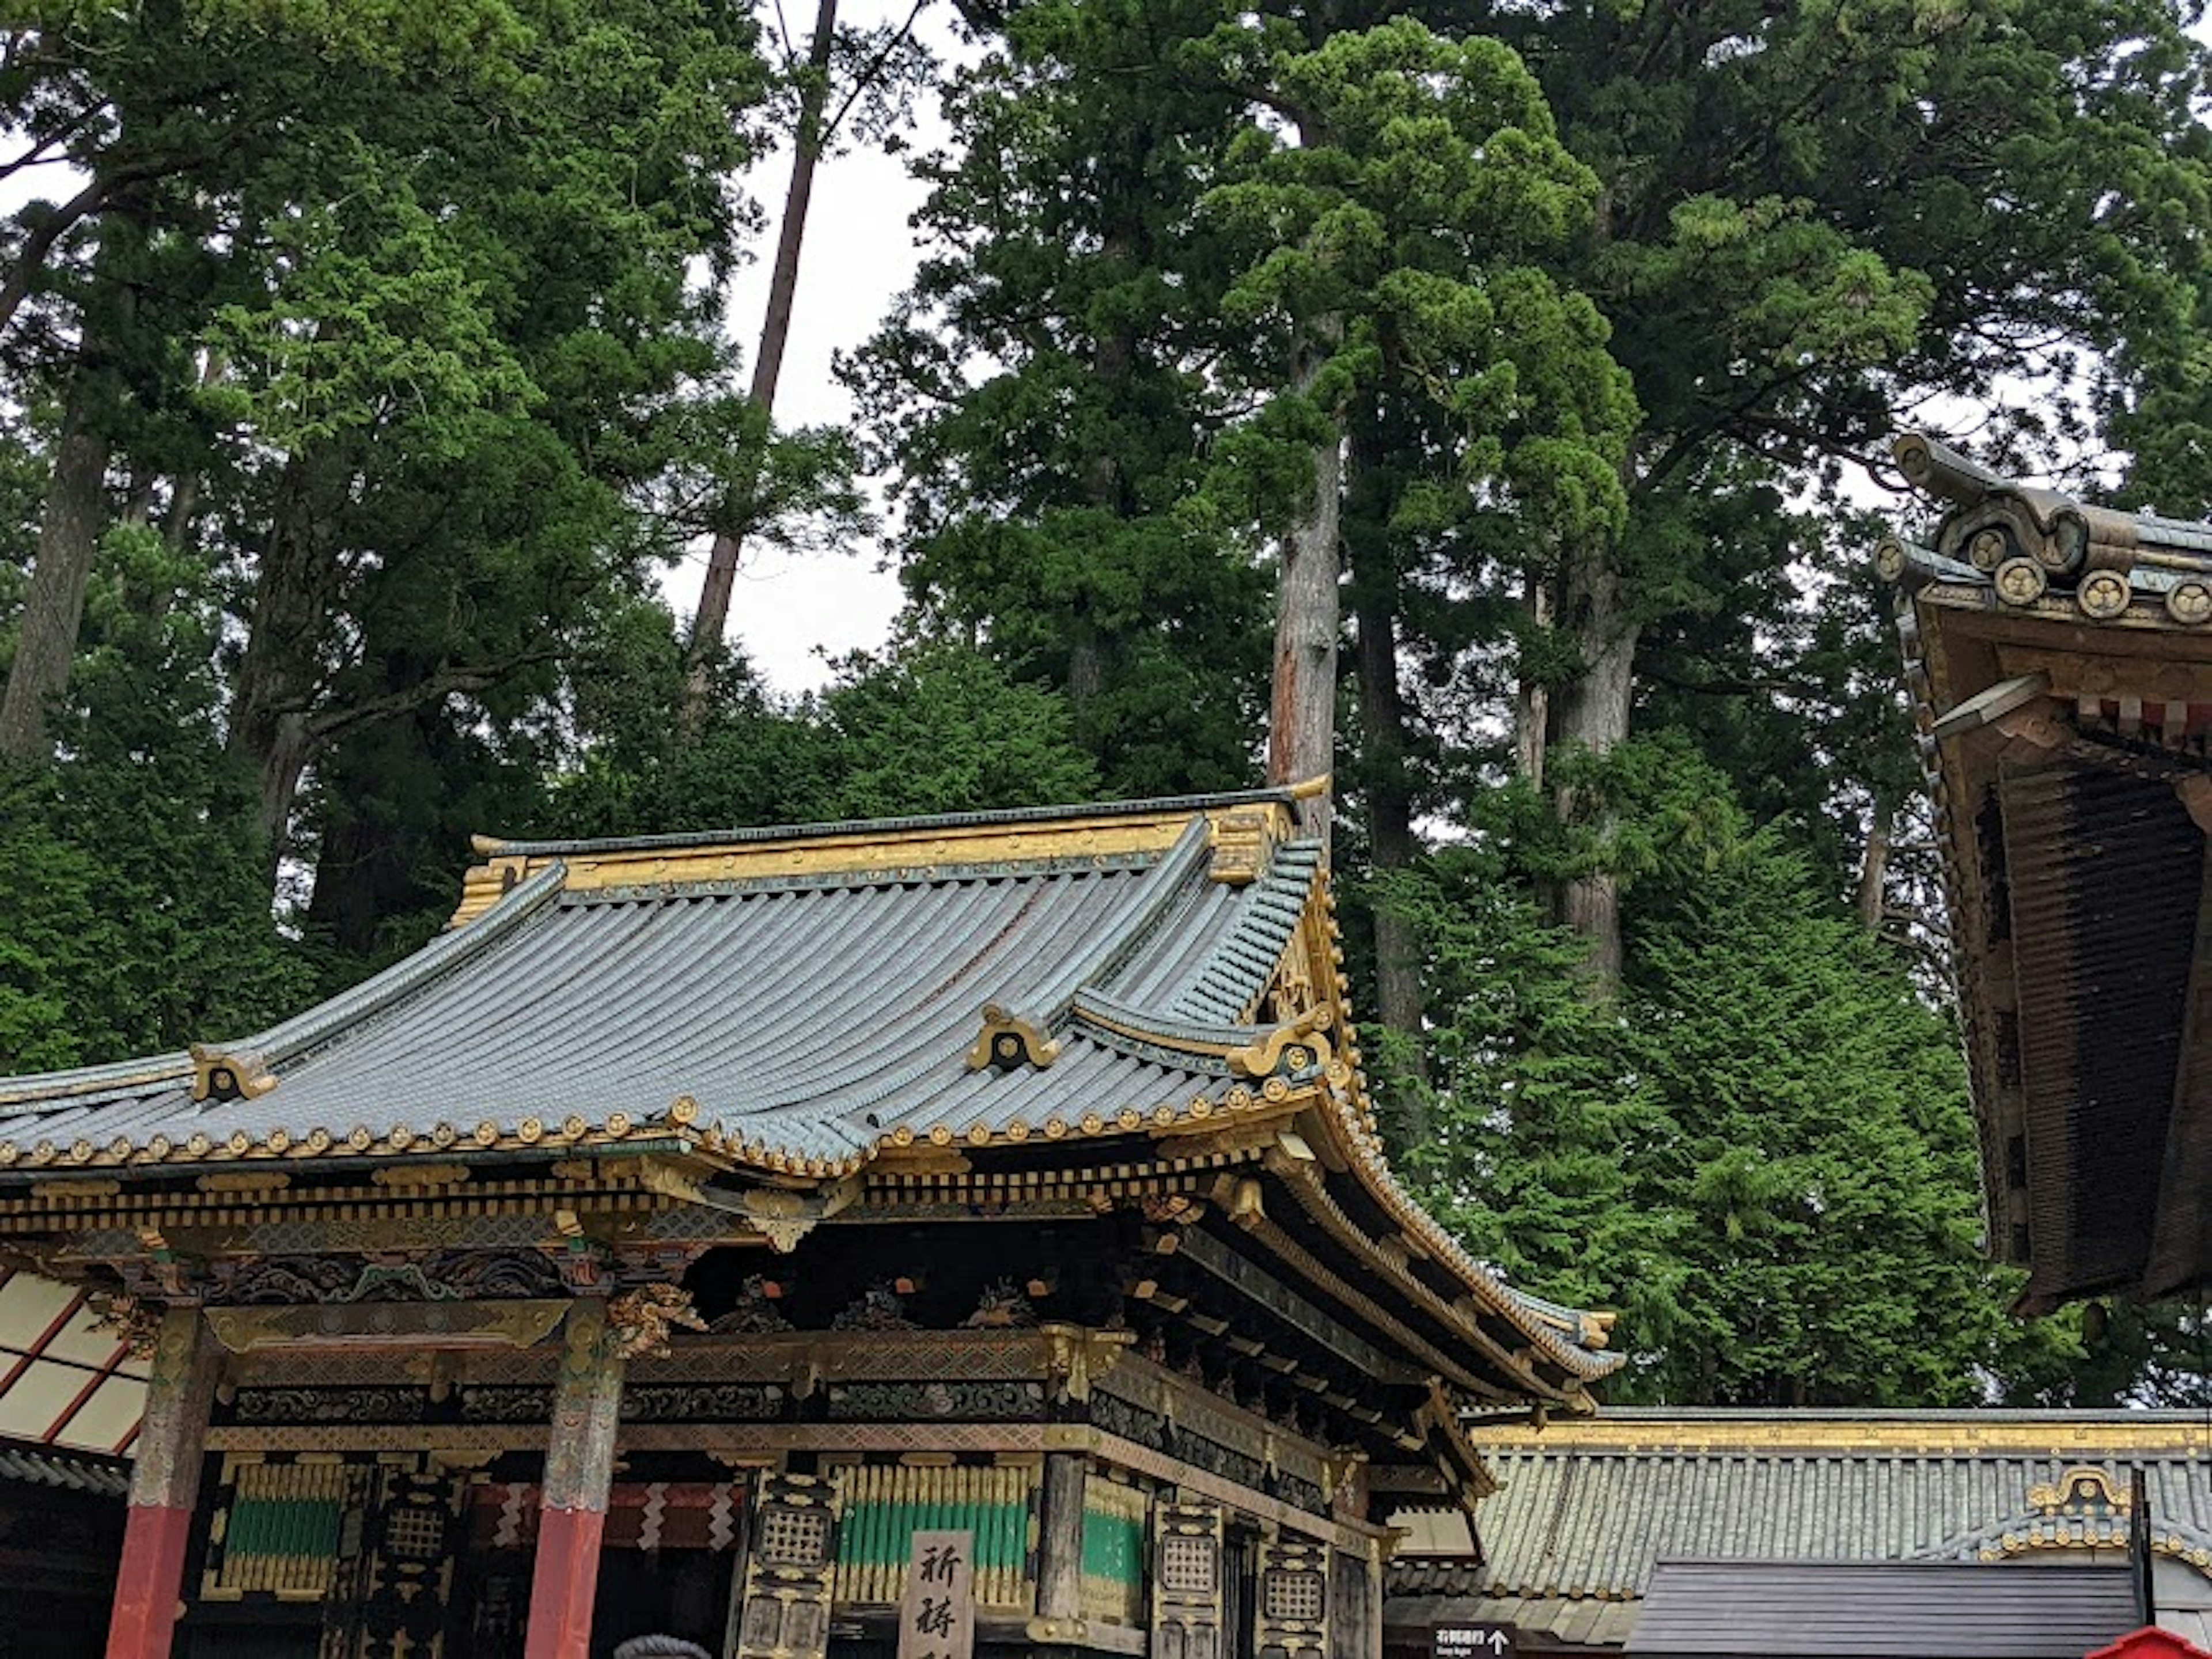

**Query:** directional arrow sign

left=1434, top=1624, right=1516, bottom=1659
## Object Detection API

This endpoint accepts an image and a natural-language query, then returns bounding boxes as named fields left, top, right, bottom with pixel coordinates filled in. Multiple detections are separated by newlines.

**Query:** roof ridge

left=474, top=785, right=1305, bottom=859
left=1165, top=837, right=1324, bottom=1023
left=1013, top=816, right=1214, bottom=1028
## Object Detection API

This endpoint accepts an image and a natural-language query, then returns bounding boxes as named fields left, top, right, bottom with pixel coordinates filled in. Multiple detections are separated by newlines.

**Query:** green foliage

left=1391, top=762, right=2039, bottom=1404
left=546, top=601, right=1102, bottom=842
left=1198, top=17, right=1638, bottom=541
left=0, top=524, right=304, bottom=1070
left=809, top=646, right=1102, bottom=821
left=847, top=0, right=1269, bottom=797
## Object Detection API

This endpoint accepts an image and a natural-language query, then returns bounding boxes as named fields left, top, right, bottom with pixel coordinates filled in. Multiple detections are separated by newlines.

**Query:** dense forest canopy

left=5, top=0, right=2212, bottom=1404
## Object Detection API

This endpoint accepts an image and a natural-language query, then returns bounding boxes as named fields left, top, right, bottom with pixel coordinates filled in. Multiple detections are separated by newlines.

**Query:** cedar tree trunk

left=1267, top=318, right=1342, bottom=838
left=0, top=395, right=109, bottom=762
left=684, top=0, right=839, bottom=721
left=1347, top=440, right=1425, bottom=1097
left=228, top=446, right=348, bottom=855
left=1548, top=532, right=1635, bottom=992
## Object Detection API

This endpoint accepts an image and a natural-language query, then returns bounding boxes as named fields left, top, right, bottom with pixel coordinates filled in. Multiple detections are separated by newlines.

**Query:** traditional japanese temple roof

left=1392, top=1409, right=2212, bottom=1652
left=1881, top=434, right=2212, bottom=1308
left=0, top=785, right=1620, bottom=1423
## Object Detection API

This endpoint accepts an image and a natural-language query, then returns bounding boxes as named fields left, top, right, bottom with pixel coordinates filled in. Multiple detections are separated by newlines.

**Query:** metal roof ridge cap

left=243, top=859, right=569, bottom=1066
left=1166, top=836, right=1327, bottom=1020
left=472, top=785, right=1302, bottom=858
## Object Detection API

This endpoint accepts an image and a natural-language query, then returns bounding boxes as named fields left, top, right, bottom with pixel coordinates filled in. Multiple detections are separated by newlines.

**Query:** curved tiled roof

left=1391, top=1410, right=2212, bottom=1651
left=0, top=828, right=1298, bottom=1171
left=0, top=786, right=1622, bottom=1405
left=1471, top=1410, right=2212, bottom=1601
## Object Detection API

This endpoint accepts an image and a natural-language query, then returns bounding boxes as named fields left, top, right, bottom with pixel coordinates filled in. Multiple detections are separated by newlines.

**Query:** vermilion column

left=524, top=1297, right=626, bottom=1659
left=107, top=1305, right=220, bottom=1659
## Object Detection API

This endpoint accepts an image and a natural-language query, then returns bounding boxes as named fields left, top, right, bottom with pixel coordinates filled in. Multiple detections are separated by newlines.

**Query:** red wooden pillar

left=107, top=1305, right=220, bottom=1659
left=524, top=1297, right=626, bottom=1659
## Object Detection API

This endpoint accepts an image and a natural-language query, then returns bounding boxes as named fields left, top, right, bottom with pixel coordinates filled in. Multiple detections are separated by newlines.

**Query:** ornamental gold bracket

left=965, top=1003, right=1061, bottom=1070
left=189, top=1046, right=276, bottom=1104
left=637, top=1158, right=861, bottom=1252
left=2029, top=1466, right=2130, bottom=1514
left=1227, top=1009, right=1333, bottom=1081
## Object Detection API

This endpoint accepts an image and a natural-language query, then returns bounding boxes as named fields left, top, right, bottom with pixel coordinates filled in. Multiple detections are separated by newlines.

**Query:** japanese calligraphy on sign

left=897, top=1529, right=976, bottom=1659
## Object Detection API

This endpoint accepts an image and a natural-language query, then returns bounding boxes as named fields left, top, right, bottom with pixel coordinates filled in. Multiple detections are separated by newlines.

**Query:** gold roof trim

left=452, top=800, right=1300, bottom=928
left=0, top=1080, right=1321, bottom=1181
left=188, top=1046, right=275, bottom=1104
left=1254, top=874, right=1616, bottom=1393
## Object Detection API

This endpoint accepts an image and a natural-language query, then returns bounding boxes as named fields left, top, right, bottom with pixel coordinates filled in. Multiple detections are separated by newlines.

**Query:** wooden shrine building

left=1883, top=437, right=2212, bottom=1309
left=0, top=785, right=1620, bottom=1659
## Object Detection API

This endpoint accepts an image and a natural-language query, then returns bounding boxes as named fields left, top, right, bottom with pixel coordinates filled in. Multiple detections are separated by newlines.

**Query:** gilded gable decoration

left=2027, top=1466, right=2130, bottom=1516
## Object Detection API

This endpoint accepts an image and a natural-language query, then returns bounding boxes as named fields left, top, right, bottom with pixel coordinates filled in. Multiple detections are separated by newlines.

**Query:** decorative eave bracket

left=965, top=1003, right=1062, bottom=1071
left=189, top=1045, right=275, bottom=1104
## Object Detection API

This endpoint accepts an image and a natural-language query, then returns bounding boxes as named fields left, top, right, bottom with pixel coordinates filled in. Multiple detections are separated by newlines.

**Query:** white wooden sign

left=896, top=1528, right=976, bottom=1659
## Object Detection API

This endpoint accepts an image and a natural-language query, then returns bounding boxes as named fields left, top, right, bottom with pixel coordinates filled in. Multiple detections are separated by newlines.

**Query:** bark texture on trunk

left=0, top=400, right=110, bottom=762
left=228, top=448, right=348, bottom=854
left=1548, top=533, right=1636, bottom=993
left=685, top=0, right=839, bottom=715
left=1514, top=566, right=1551, bottom=791
left=1347, top=444, right=1425, bottom=1104
left=1267, top=321, right=1343, bottom=840
left=1857, top=799, right=1892, bottom=933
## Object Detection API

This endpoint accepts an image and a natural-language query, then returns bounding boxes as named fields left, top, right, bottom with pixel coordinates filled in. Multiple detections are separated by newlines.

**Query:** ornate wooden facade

left=1883, top=439, right=2212, bottom=1308
left=0, top=786, right=1619, bottom=1659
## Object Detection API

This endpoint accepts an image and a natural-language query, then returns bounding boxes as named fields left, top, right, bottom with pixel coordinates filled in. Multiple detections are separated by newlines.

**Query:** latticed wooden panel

left=207, top=1459, right=355, bottom=1598
left=736, top=1470, right=841, bottom=1659
left=1151, top=1496, right=1225, bottom=1659
left=1253, top=1537, right=1330, bottom=1659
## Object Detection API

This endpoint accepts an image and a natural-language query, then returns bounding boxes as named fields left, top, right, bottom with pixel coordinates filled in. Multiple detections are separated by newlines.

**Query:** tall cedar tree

left=1393, top=762, right=2061, bottom=1404
left=847, top=0, right=1271, bottom=798
left=1445, top=0, right=2212, bottom=983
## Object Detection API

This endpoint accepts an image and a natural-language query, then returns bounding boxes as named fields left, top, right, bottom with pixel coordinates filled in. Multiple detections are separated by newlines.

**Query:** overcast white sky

left=673, top=2, right=959, bottom=695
